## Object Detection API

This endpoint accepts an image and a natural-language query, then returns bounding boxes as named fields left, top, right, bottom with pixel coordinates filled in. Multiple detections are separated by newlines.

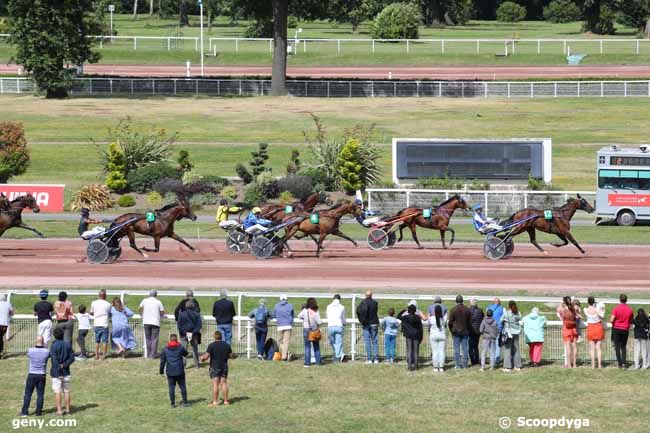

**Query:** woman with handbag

left=500, top=300, right=522, bottom=372
left=298, top=298, right=322, bottom=367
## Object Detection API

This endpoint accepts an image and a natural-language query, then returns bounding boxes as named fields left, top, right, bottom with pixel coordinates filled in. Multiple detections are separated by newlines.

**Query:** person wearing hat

left=77, top=208, right=107, bottom=238
left=34, top=290, right=54, bottom=345
left=243, top=207, right=273, bottom=234
left=216, top=199, right=242, bottom=226
left=472, top=204, right=502, bottom=234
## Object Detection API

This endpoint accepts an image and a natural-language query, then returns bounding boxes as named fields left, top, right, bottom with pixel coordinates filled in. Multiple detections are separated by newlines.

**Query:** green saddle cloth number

left=544, top=210, right=553, bottom=220
left=422, top=208, right=432, bottom=219
left=285, top=205, right=293, bottom=213
left=145, top=211, right=156, bottom=223
left=310, top=213, right=319, bottom=224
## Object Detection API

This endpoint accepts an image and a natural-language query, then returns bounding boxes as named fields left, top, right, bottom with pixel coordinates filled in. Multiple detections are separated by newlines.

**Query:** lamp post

left=108, top=5, right=115, bottom=43
left=198, top=0, right=204, bottom=77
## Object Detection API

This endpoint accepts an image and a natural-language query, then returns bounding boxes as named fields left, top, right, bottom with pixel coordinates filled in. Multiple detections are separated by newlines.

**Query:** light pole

left=198, top=0, right=204, bottom=77
left=108, top=5, right=115, bottom=43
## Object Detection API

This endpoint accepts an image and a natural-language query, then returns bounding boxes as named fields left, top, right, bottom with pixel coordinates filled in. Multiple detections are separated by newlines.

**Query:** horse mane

left=10, top=195, right=30, bottom=203
left=157, top=202, right=179, bottom=212
left=437, top=194, right=460, bottom=207
left=325, top=202, right=344, bottom=211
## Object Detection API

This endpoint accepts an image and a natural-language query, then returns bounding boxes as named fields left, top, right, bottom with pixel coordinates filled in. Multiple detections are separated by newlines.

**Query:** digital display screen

left=610, top=156, right=650, bottom=166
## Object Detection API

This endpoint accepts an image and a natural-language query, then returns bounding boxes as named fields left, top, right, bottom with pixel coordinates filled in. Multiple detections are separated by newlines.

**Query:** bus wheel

left=616, top=210, right=636, bottom=226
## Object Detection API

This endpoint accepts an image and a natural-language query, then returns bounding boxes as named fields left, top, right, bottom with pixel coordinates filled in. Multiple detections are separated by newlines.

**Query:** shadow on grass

left=41, top=403, right=99, bottom=415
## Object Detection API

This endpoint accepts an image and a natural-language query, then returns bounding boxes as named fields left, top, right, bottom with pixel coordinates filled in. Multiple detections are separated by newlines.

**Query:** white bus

left=596, top=145, right=650, bottom=225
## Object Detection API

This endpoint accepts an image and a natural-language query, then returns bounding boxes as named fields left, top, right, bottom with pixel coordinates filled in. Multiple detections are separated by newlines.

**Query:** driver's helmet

left=472, top=204, right=483, bottom=211
left=80, top=208, right=90, bottom=216
left=219, top=199, right=228, bottom=206
left=252, top=207, right=262, bottom=214
left=353, top=198, right=363, bottom=207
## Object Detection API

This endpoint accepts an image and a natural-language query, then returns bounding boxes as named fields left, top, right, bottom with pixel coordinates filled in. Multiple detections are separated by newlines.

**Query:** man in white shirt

left=326, top=294, right=346, bottom=362
left=89, top=290, right=112, bottom=360
left=0, top=293, right=15, bottom=357
left=139, top=290, right=165, bottom=358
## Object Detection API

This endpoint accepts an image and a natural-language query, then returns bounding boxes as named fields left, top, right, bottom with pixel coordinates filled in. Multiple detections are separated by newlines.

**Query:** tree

left=578, top=0, right=617, bottom=34
left=420, top=0, right=473, bottom=26
left=179, top=0, right=189, bottom=25
left=250, top=142, right=270, bottom=176
left=7, top=0, right=103, bottom=98
left=0, top=122, right=30, bottom=183
left=337, top=138, right=364, bottom=194
left=271, top=0, right=288, bottom=95
left=618, top=0, right=650, bottom=37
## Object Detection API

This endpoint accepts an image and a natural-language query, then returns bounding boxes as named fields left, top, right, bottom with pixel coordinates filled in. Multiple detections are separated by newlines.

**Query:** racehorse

left=261, top=192, right=331, bottom=223
left=111, top=199, right=197, bottom=257
left=396, top=194, right=468, bottom=249
left=0, top=194, right=45, bottom=238
left=282, top=201, right=364, bottom=258
left=500, top=194, right=594, bottom=255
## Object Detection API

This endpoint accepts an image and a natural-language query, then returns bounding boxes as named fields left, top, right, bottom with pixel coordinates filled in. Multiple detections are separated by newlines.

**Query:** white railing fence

left=2, top=289, right=647, bottom=364
left=2, top=77, right=650, bottom=99
left=367, top=189, right=596, bottom=216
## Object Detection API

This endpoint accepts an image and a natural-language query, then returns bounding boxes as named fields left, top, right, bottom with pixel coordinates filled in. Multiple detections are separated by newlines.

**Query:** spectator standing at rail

left=74, top=305, right=91, bottom=359
left=90, top=290, right=112, bottom=360
left=249, top=299, right=271, bottom=360
left=202, top=330, right=232, bottom=406
left=34, top=290, right=54, bottom=346
left=584, top=296, right=605, bottom=369
left=399, top=304, right=423, bottom=372
left=486, top=297, right=504, bottom=365
left=0, top=293, right=14, bottom=357
left=428, top=295, right=448, bottom=318
left=50, top=326, right=75, bottom=416
left=178, top=300, right=202, bottom=368
left=559, top=296, right=580, bottom=369
left=381, top=308, right=400, bottom=364
left=479, top=309, right=498, bottom=371
left=428, top=304, right=448, bottom=372
left=610, top=294, right=634, bottom=369
left=20, top=336, right=49, bottom=416
left=174, top=290, right=201, bottom=322
left=522, top=307, right=546, bottom=367
left=356, top=290, right=379, bottom=364
left=139, top=290, right=165, bottom=359
left=501, top=301, right=523, bottom=372
left=326, top=294, right=346, bottom=363
left=273, top=295, right=294, bottom=362
left=298, top=298, right=322, bottom=367
left=159, top=334, right=190, bottom=408
left=468, top=297, right=484, bottom=366
left=632, top=308, right=649, bottom=369
left=212, top=289, right=236, bottom=346
left=448, top=295, right=471, bottom=369
left=110, top=298, right=136, bottom=357
left=53, top=291, right=74, bottom=343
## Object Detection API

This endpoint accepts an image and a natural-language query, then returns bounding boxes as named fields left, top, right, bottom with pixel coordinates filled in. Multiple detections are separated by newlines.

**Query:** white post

left=511, top=39, right=515, bottom=53
left=108, top=5, right=114, bottom=41
left=351, top=294, right=357, bottom=361
left=601, top=81, right=604, bottom=97
left=406, top=191, right=410, bottom=207
left=134, top=37, right=137, bottom=50
left=372, top=39, right=375, bottom=54
left=537, top=39, right=540, bottom=54
left=186, top=61, right=191, bottom=77
left=237, top=293, right=242, bottom=345
left=441, top=39, right=445, bottom=54
left=337, top=39, right=341, bottom=54
left=637, top=40, right=640, bottom=55
left=235, top=38, right=239, bottom=52
left=269, top=39, right=272, bottom=53
left=563, top=40, right=567, bottom=55
left=406, top=40, right=410, bottom=53
left=484, top=192, right=488, bottom=214
left=199, top=0, right=204, bottom=77
left=246, top=318, right=252, bottom=359
left=167, top=37, right=170, bottom=51
left=600, top=40, right=603, bottom=54
left=476, top=39, right=480, bottom=54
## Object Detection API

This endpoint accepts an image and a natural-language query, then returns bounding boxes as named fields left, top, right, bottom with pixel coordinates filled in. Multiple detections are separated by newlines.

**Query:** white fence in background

left=3, top=289, right=647, bottom=363
left=367, top=189, right=596, bottom=216
left=2, top=33, right=650, bottom=56
left=3, top=77, right=650, bottom=99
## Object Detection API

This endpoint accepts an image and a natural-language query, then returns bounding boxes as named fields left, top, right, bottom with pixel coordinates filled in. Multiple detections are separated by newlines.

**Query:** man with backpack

left=356, top=290, right=379, bottom=364
left=248, top=299, right=271, bottom=360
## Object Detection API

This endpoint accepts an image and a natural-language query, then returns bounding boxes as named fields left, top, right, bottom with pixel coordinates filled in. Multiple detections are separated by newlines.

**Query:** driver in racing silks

left=78, top=208, right=110, bottom=238
left=243, top=207, right=273, bottom=234
left=216, top=199, right=242, bottom=227
left=472, top=204, right=502, bottom=234
left=352, top=199, right=381, bottom=227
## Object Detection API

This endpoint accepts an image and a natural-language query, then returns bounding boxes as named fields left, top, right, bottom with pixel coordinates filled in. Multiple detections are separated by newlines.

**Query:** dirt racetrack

left=0, top=238, right=648, bottom=294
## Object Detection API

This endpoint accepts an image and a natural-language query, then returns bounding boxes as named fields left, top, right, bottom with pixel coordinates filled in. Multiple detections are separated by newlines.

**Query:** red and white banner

left=0, top=184, right=65, bottom=212
left=608, top=193, right=650, bottom=207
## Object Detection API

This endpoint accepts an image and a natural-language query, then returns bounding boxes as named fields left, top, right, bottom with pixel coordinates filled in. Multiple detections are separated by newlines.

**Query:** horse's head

left=16, top=194, right=40, bottom=213
left=350, top=201, right=364, bottom=218
left=455, top=194, right=469, bottom=210
left=318, top=192, right=333, bottom=206
left=576, top=194, right=595, bottom=214
left=179, top=198, right=197, bottom=221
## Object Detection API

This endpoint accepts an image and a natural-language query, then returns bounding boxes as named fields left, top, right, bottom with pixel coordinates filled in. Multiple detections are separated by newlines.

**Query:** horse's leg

left=551, top=234, right=569, bottom=248
left=526, top=227, right=546, bottom=255
left=448, top=227, right=456, bottom=247
left=565, top=232, right=587, bottom=255
left=169, top=232, right=195, bottom=251
left=127, top=229, right=147, bottom=258
left=409, top=222, right=422, bottom=249
left=398, top=223, right=405, bottom=243
left=18, top=223, right=45, bottom=238
left=143, top=236, right=162, bottom=253
left=440, top=229, right=446, bottom=249
left=316, top=232, right=328, bottom=258
left=331, top=229, right=358, bottom=247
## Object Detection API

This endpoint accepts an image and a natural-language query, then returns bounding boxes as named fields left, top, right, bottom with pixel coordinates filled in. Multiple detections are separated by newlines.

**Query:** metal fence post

left=577, top=82, right=580, bottom=97
left=507, top=82, right=511, bottom=98
left=563, top=40, right=566, bottom=55
left=143, top=322, right=148, bottom=358
left=600, top=40, right=603, bottom=54
left=167, top=37, right=171, bottom=51
left=304, top=81, right=308, bottom=97
left=110, top=79, right=113, bottom=94
left=406, top=191, right=410, bottom=207
left=327, top=81, right=330, bottom=98
left=537, top=40, right=540, bottom=54
left=441, top=39, right=445, bottom=54
left=152, top=79, right=155, bottom=95
left=530, top=82, right=534, bottom=98
left=89, top=78, right=93, bottom=94
left=601, top=82, right=604, bottom=97
left=173, top=79, right=177, bottom=96
left=196, top=79, right=198, bottom=96
left=337, top=39, right=341, bottom=54
left=625, top=81, right=628, bottom=97
left=239, top=80, right=242, bottom=96
left=484, top=192, right=488, bottom=214
left=350, top=81, right=352, bottom=98
left=484, top=82, right=488, bottom=98
left=0, top=78, right=3, bottom=95
left=372, top=40, right=375, bottom=54
left=237, top=293, right=242, bottom=346
left=524, top=192, right=528, bottom=208
left=351, top=294, right=357, bottom=361
left=371, top=81, right=374, bottom=98
left=246, top=318, right=252, bottom=359
left=406, top=40, right=410, bottom=53
left=134, top=37, right=137, bottom=50
left=637, top=40, right=640, bottom=55
left=439, top=82, right=442, bottom=97
left=130, top=79, right=133, bottom=95
left=16, top=78, right=20, bottom=94
left=476, top=40, right=480, bottom=54
left=235, top=38, right=239, bottom=52
left=554, top=82, right=557, bottom=98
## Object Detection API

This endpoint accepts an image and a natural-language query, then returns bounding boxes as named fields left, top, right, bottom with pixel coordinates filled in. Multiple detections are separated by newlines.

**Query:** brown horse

left=396, top=194, right=468, bottom=249
left=282, top=201, right=364, bottom=258
left=500, top=194, right=594, bottom=255
left=261, top=192, right=331, bottom=223
left=0, top=194, right=44, bottom=238
left=111, top=200, right=197, bottom=257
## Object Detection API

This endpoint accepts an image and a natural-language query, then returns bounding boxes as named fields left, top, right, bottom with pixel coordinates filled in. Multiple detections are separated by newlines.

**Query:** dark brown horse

left=111, top=200, right=197, bottom=257
left=261, top=192, right=331, bottom=223
left=0, top=194, right=44, bottom=238
left=396, top=194, right=468, bottom=249
left=282, top=201, right=364, bottom=258
left=500, top=194, right=594, bottom=255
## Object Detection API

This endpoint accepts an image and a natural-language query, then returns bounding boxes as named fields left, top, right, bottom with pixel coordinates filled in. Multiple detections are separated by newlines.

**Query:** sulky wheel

left=483, top=236, right=507, bottom=261
left=251, top=236, right=276, bottom=259
left=504, top=238, right=515, bottom=258
left=226, top=230, right=250, bottom=254
left=367, top=229, right=389, bottom=251
left=87, top=239, right=110, bottom=264
left=387, top=231, right=397, bottom=248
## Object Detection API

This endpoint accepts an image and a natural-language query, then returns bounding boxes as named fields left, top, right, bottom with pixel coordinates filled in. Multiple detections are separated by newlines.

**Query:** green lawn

left=0, top=356, right=646, bottom=433
left=3, top=96, right=650, bottom=196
